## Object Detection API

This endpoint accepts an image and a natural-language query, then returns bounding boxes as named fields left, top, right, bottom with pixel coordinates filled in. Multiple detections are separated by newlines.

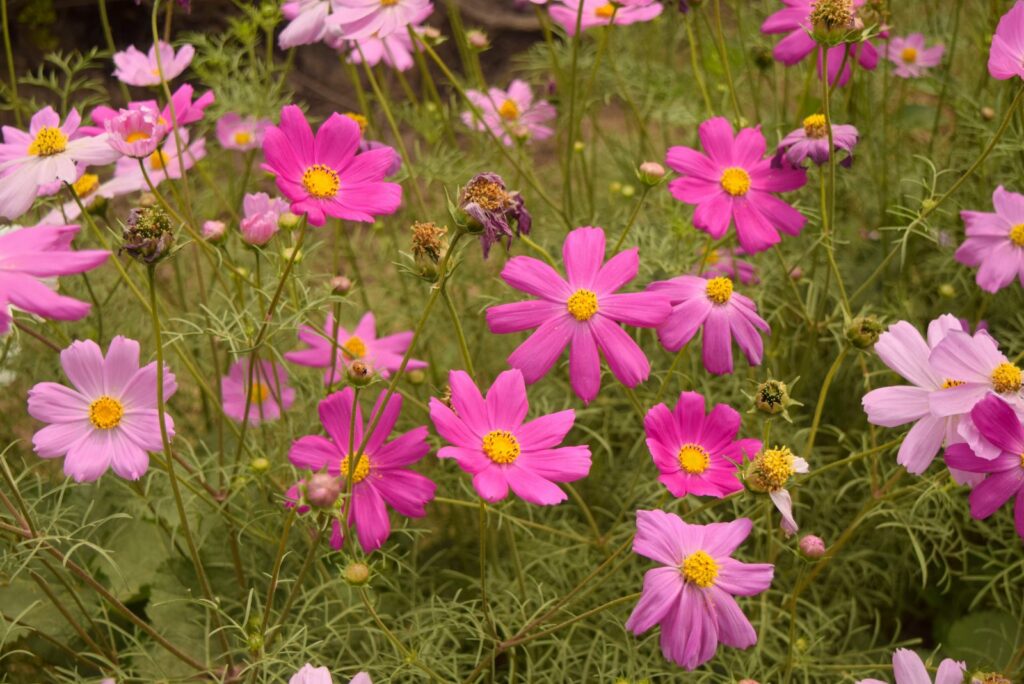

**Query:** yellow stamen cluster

left=249, top=382, right=270, bottom=404
left=678, top=444, right=710, bottom=475
left=461, top=177, right=509, bottom=211
left=498, top=99, right=520, bottom=121
left=72, top=174, right=100, bottom=198
left=28, top=126, right=68, bottom=156
left=567, top=289, right=599, bottom=321
left=1010, top=224, right=1024, bottom=247
left=901, top=47, right=918, bottom=63
left=482, top=430, right=520, bottom=464
left=720, top=166, right=751, bottom=197
left=302, top=164, right=340, bottom=199
left=941, top=378, right=965, bottom=389
left=802, top=114, right=828, bottom=139
left=148, top=149, right=170, bottom=170
left=992, top=362, right=1022, bottom=394
left=705, top=277, right=734, bottom=305
left=125, top=131, right=150, bottom=143
left=343, top=336, right=367, bottom=359
left=754, top=446, right=796, bottom=491
left=595, top=3, right=617, bottom=19
left=89, top=396, right=124, bottom=430
left=380, top=0, right=398, bottom=5
left=681, top=550, right=719, bottom=588
left=344, top=112, right=368, bottom=133
left=233, top=130, right=253, bottom=146
left=339, top=453, right=371, bottom=483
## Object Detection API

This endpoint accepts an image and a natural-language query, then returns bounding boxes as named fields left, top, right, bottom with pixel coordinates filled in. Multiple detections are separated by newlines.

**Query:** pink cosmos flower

left=27, top=337, right=176, bottom=482
left=647, top=275, right=769, bottom=375
left=327, top=0, right=433, bottom=41
left=216, top=113, right=270, bottom=151
left=86, top=84, right=215, bottom=136
left=696, top=247, right=758, bottom=285
left=289, top=663, right=372, bottom=684
left=625, top=511, right=773, bottom=670
left=486, top=226, right=671, bottom=404
left=101, top=129, right=205, bottom=197
left=279, top=0, right=331, bottom=49
left=105, top=108, right=168, bottom=158
left=285, top=311, right=427, bottom=386
left=203, top=220, right=226, bottom=241
left=858, top=648, right=966, bottom=684
left=113, top=41, right=195, bottom=86
left=666, top=117, right=807, bottom=254
left=548, top=0, right=664, bottom=36
left=344, top=31, right=416, bottom=71
left=956, top=186, right=1024, bottom=293
left=40, top=169, right=132, bottom=225
left=0, top=223, right=109, bottom=334
left=240, top=192, right=289, bottom=246
left=221, top=359, right=295, bottom=424
left=261, top=105, right=402, bottom=226
left=287, top=388, right=435, bottom=553
left=0, top=107, right=121, bottom=221
left=644, top=391, right=760, bottom=498
left=775, top=114, right=859, bottom=167
left=988, top=0, right=1024, bottom=80
left=429, top=369, right=592, bottom=505
left=886, top=34, right=945, bottom=78
left=944, top=396, right=1024, bottom=540
left=463, top=80, right=556, bottom=146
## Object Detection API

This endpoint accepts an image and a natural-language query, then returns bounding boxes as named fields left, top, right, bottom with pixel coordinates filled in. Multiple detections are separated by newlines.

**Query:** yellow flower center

left=595, top=2, right=616, bottom=18
left=992, top=362, right=1022, bottom=394
left=380, top=0, right=398, bottom=5
left=681, top=550, right=719, bottom=588
left=566, top=289, right=599, bottom=321
left=339, top=453, right=371, bottom=483
left=344, top=112, right=368, bottom=133
left=901, top=46, right=918, bottom=63
left=482, top=430, right=520, bottom=464
left=802, top=113, right=827, bottom=138
left=28, top=126, right=68, bottom=156
left=72, top=173, right=100, bottom=198
left=343, top=336, right=367, bottom=359
left=302, top=164, right=340, bottom=199
left=678, top=443, right=710, bottom=474
left=941, top=378, right=965, bottom=389
left=148, top=149, right=170, bottom=170
left=756, top=446, right=796, bottom=491
left=233, top=130, right=253, bottom=146
left=705, top=276, right=733, bottom=304
left=1010, top=224, right=1024, bottom=247
left=88, top=396, right=124, bottom=430
left=720, top=166, right=751, bottom=197
left=125, top=131, right=150, bottom=143
left=249, top=381, right=270, bottom=404
left=498, top=99, right=520, bottom=121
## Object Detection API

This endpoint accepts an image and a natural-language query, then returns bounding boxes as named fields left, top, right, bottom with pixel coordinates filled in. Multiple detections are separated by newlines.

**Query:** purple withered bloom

left=458, top=172, right=532, bottom=258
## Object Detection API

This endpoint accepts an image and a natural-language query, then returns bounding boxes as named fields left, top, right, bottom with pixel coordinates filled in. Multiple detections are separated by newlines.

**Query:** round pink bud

left=799, top=534, right=826, bottom=558
left=306, top=473, right=341, bottom=508
left=203, top=220, right=226, bottom=241
left=330, top=275, right=353, bottom=295
left=738, top=680, right=761, bottom=684
left=467, top=29, right=489, bottom=49
left=638, top=161, right=666, bottom=184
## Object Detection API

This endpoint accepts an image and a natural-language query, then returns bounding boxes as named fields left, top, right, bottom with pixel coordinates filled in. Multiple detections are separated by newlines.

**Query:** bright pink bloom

left=87, top=84, right=214, bottom=136
left=289, top=663, right=372, bottom=684
left=429, top=369, right=592, bottom=505
left=944, top=396, right=1024, bottom=541
left=858, top=648, right=966, bottom=684
left=644, top=391, right=760, bottom=498
left=216, top=113, right=270, bottom=151
left=101, top=129, right=205, bottom=197
left=486, top=226, right=671, bottom=404
left=240, top=192, right=289, bottom=245
left=956, top=186, right=1024, bottom=293
left=261, top=105, right=401, bottom=226
left=287, top=388, right=435, bottom=553
left=626, top=511, right=773, bottom=670
left=0, top=223, right=109, bottom=334
left=647, top=275, right=769, bottom=375
left=221, top=359, right=295, bottom=424
left=285, top=311, right=426, bottom=386
left=105, top=107, right=168, bottom=158
left=989, top=0, right=1024, bottom=80
left=462, top=80, right=556, bottom=146
left=886, top=34, right=945, bottom=78
left=666, top=117, right=807, bottom=254
left=27, top=337, right=176, bottom=482
left=113, top=41, right=194, bottom=86
left=279, top=0, right=331, bottom=48
left=775, top=116, right=858, bottom=167
left=548, top=0, right=664, bottom=36
left=327, top=0, right=433, bottom=41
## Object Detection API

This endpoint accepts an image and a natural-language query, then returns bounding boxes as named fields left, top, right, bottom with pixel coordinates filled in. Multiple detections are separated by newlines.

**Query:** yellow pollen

left=681, top=550, right=719, bottom=588
left=72, top=173, right=100, bottom=198
left=28, top=126, right=68, bottom=156
left=704, top=249, right=721, bottom=265
left=302, top=164, right=340, bottom=199
left=339, top=453, right=371, bottom=483
left=343, top=336, right=367, bottom=359
left=148, top=149, right=170, bottom=170
left=233, top=130, right=253, bottom=146
left=1010, top=224, right=1024, bottom=247
left=705, top=276, right=733, bottom=304
left=482, top=430, right=520, bottom=464
left=756, top=446, right=796, bottom=491
left=595, top=2, right=616, bottom=18
left=125, top=131, right=150, bottom=143
left=901, top=47, right=918, bottom=63
left=344, top=112, right=368, bottom=133
left=567, top=289, right=599, bottom=321
left=88, top=396, right=124, bottom=430
left=941, top=378, right=965, bottom=389
left=678, top=444, right=710, bottom=474
left=802, top=113, right=827, bottom=138
left=380, top=0, right=398, bottom=5
left=991, top=362, right=1022, bottom=394
left=498, top=99, right=520, bottom=121
left=249, top=382, right=270, bottom=404
left=720, top=166, right=751, bottom=196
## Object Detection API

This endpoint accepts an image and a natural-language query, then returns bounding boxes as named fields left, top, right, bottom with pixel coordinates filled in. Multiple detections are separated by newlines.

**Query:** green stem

left=613, top=187, right=650, bottom=252
left=712, top=0, right=743, bottom=125
left=1, top=0, right=20, bottom=125
left=442, top=285, right=475, bottom=375
left=803, top=346, right=849, bottom=457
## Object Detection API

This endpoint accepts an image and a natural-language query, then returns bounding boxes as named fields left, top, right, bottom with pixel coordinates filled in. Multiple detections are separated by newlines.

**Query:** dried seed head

left=121, top=206, right=175, bottom=263
left=846, top=315, right=884, bottom=349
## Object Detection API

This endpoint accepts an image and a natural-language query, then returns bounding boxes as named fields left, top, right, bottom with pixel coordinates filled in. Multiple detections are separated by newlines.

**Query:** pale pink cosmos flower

left=216, top=113, right=270, bottom=151
left=549, top=0, right=664, bottom=36
left=626, top=511, right=773, bottom=670
left=775, top=114, right=859, bottom=167
left=279, top=0, right=331, bottom=49
left=27, top=337, right=176, bottom=482
left=988, top=0, right=1024, bottom=80
left=261, top=105, right=402, bottom=226
left=956, top=186, right=1024, bottom=293
left=101, top=128, right=205, bottom=197
left=666, top=117, right=807, bottom=254
left=340, top=30, right=417, bottom=72
left=486, top=226, right=671, bottom=404
left=647, top=275, right=769, bottom=376
left=289, top=663, right=372, bottom=684
left=328, top=0, right=433, bottom=41
left=285, top=311, right=427, bottom=386
left=240, top=192, right=289, bottom=246
left=221, top=359, right=295, bottom=425
left=104, top=107, right=168, bottom=158
left=695, top=247, right=758, bottom=284
left=113, top=41, right=195, bottom=86
left=858, top=648, right=966, bottom=684
left=203, top=220, right=226, bottom=241
left=429, top=369, right=592, bottom=505
left=0, top=223, right=109, bottom=334
left=40, top=169, right=133, bottom=225
left=886, top=34, right=945, bottom=78
left=463, top=80, right=556, bottom=146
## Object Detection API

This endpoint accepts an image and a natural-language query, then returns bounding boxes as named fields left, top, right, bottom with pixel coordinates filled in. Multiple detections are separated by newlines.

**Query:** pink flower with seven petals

left=463, top=80, right=556, bottom=146
left=112, top=41, right=194, bottom=86
left=548, top=0, right=664, bottom=36
left=886, top=34, right=945, bottom=78
left=221, top=359, right=295, bottom=425
left=956, top=186, right=1024, bottom=293
left=988, top=0, right=1024, bottom=80
left=857, top=648, right=966, bottom=684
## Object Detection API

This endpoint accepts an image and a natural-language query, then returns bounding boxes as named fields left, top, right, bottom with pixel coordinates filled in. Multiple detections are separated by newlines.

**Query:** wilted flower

left=846, top=315, right=883, bottom=349
left=745, top=445, right=809, bottom=535
left=754, top=377, right=797, bottom=417
left=121, top=206, right=174, bottom=263
left=458, top=172, right=532, bottom=257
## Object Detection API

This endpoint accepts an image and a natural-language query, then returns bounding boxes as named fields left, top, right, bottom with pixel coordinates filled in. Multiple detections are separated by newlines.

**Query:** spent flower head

left=457, top=172, right=532, bottom=258
left=121, top=206, right=175, bottom=263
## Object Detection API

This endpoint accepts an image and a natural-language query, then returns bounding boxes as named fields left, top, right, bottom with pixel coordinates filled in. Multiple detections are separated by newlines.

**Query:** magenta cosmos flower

left=221, top=359, right=295, bottom=425
left=104, top=107, right=168, bottom=158
left=261, top=105, right=401, bottom=226
left=886, top=34, right=945, bottom=78
left=287, top=388, right=435, bottom=553
left=290, top=663, right=371, bottom=684
left=666, top=117, right=807, bottom=254
left=216, top=113, right=270, bottom=151
left=644, top=391, right=760, bottom=498
left=989, top=1, right=1024, bottom=80
left=0, top=223, right=109, bottom=334
left=463, top=80, right=556, bottom=146
left=626, top=511, right=773, bottom=670
left=286, top=311, right=426, bottom=386
left=429, top=369, right=592, bottom=505
left=548, top=0, right=664, bottom=36
left=647, top=275, right=769, bottom=375
left=858, top=648, right=966, bottom=684
left=327, top=0, right=433, bottom=41
left=27, top=337, right=176, bottom=482
left=775, top=114, right=859, bottom=167
left=113, top=41, right=194, bottom=86
left=486, top=226, right=671, bottom=403
left=240, top=192, right=289, bottom=246
left=945, top=396, right=1024, bottom=540
left=956, top=186, right=1024, bottom=293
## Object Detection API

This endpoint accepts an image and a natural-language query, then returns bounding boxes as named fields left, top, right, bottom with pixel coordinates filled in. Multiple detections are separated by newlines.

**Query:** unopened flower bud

left=980, top=106, right=996, bottom=121
left=609, top=181, right=623, bottom=194
left=846, top=315, right=883, bottom=349
left=738, top=680, right=760, bottom=684
left=407, top=369, right=426, bottom=385
left=920, top=197, right=938, bottom=213
left=305, top=473, right=341, bottom=508
left=347, top=360, right=374, bottom=387
left=121, top=206, right=175, bottom=263
left=638, top=161, right=666, bottom=186
left=138, top=192, right=158, bottom=207
left=573, top=140, right=585, bottom=153
left=419, top=25, right=442, bottom=43
left=250, top=457, right=270, bottom=474
left=278, top=211, right=301, bottom=230
left=281, top=246, right=303, bottom=263
left=621, top=184, right=636, bottom=198
left=938, top=283, right=956, bottom=298
left=330, top=275, right=353, bottom=295
left=466, top=29, right=489, bottom=50
left=203, top=220, right=226, bottom=242
left=343, top=561, right=371, bottom=585
left=798, top=534, right=826, bottom=558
